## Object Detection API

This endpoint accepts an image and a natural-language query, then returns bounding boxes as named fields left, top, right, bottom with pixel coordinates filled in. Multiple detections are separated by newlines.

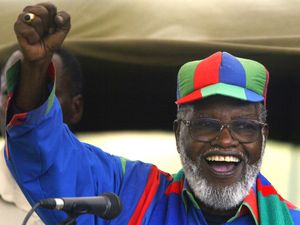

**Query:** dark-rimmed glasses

left=176, top=118, right=267, bottom=143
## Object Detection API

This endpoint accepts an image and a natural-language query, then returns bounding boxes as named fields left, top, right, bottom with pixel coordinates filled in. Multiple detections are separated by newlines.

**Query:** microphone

left=39, top=192, right=122, bottom=220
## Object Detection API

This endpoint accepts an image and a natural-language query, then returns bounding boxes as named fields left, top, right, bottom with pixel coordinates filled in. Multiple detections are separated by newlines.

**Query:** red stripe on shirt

left=48, top=62, right=55, bottom=82
left=257, top=178, right=278, bottom=197
left=7, top=112, right=28, bottom=127
left=165, top=179, right=184, bottom=195
left=257, top=177, right=297, bottom=209
left=5, top=144, right=9, bottom=159
left=128, top=166, right=161, bottom=225
left=241, top=188, right=259, bottom=224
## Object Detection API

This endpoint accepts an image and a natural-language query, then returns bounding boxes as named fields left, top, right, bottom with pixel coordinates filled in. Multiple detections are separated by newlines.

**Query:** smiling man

left=4, top=2, right=300, bottom=225
left=172, top=52, right=299, bottom=224
left=173, top=52, right=271, bottom=223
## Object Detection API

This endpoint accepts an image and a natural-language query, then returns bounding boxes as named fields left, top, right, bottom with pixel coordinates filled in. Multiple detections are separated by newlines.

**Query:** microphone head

left=102, top=192, right=123, bottom=220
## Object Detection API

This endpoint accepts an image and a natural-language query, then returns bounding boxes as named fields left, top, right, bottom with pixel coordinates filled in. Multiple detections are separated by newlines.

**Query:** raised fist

left=14, top=2, right=71, bottom=64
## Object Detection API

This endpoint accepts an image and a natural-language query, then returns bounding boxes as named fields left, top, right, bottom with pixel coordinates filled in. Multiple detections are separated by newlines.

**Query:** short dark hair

left=55, top=48, right=83, bottom=96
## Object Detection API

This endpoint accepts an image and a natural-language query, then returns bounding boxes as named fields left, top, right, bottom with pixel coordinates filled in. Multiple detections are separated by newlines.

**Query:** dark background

left=71, top=52, right=300, bottom=144
left=1, top=44, right=299, bottom=144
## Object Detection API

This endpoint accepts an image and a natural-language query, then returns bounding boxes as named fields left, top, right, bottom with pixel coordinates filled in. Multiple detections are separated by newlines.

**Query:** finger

left=18, top=12, right=44, bottom=37
left=23, top=5, right=49, bottom=37
left=45, top=11, right=71, bottom=51
left=36, top=2, right=57, bottom=33
left=36, top=2, right=57, bottom=15
left=55, top=11, right=71, bottom=32
left=15, top=14, right=40, bottom=44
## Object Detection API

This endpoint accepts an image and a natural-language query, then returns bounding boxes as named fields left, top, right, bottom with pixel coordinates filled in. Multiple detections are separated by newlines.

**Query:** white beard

left=178, top=135, right=265, bottom=211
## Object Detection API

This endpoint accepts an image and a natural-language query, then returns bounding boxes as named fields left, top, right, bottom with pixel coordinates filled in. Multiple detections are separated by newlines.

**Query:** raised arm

left=5, top=3, right=162, bottom=225
left=13, top=2, right=70, bottom=111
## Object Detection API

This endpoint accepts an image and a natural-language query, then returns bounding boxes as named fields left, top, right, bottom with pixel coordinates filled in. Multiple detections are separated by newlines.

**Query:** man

left=4, top=2, right=300, bottom=225
left=0, top=48, right=83, bottom=225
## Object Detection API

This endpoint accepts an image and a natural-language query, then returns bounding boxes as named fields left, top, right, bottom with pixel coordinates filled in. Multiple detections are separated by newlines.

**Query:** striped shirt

left=4, top=60, right=300, bottom=225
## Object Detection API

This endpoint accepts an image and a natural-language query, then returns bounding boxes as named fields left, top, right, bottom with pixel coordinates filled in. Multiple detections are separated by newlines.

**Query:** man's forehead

left=183, top=95, right=260, bottom=116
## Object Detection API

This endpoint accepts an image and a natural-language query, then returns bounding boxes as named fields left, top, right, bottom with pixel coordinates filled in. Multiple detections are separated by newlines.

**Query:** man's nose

left=211, top=125, right=238, bottom=147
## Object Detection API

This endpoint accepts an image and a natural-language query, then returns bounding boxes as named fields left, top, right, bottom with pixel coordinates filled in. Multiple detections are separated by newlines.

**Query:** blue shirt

left=4, top=61, right=300, bottom=225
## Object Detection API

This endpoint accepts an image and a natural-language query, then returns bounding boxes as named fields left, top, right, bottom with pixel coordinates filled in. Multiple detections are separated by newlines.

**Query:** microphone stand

left=56, top=213, right=79, bottom=225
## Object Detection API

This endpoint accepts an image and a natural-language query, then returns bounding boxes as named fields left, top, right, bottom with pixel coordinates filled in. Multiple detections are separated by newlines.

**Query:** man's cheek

left=245, top=144, right=262, bottom=164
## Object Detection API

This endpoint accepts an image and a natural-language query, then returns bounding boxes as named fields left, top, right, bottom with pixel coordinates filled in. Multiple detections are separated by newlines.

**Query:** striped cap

left=176, top=52, right=269, bottom=105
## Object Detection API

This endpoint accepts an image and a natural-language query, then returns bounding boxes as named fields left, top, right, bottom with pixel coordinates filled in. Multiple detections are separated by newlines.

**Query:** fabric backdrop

left=1, top=0, right=300, bottom=143
left=1, top=0, right=300, bottom=65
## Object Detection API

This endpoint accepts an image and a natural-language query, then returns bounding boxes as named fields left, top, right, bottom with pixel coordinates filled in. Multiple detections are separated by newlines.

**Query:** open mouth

left=205, top=155, right=241, bottom=176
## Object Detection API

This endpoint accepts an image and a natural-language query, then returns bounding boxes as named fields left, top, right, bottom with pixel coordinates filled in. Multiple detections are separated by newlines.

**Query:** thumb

left=45, top=11, right=71, bottom=51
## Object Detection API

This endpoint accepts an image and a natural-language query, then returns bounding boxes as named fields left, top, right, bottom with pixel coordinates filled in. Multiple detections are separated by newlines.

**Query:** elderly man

left=4, top=2, right=299, bottom=225
left=0, top=48, right=83, bottom=225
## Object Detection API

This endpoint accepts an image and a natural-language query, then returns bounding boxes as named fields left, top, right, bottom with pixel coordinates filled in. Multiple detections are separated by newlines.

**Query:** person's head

left=174, top=52, right=269, bottom=213
left=0, top=48, right=83, bottom=135
left=52, top=48, right=84, bottom=127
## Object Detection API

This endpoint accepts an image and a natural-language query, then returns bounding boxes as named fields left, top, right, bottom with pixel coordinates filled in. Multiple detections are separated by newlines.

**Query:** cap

left=176, top=51, right=269, bottom=105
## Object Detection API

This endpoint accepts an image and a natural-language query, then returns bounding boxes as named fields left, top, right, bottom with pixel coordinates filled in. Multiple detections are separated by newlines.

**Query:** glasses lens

left=190, top=118, right=221, bottom=141
left=230, top=119, right=261, bottom=142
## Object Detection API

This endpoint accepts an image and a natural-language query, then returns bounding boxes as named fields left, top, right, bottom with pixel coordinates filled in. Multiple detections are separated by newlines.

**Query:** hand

left=11, top=3, right=71, bottom=112
left=14, top=2, right=70, bottom=65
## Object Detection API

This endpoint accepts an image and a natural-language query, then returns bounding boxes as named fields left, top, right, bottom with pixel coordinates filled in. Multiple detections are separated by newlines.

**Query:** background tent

left=1, top=0, right=300, bottom=143
left=0, top=0, right=299, bottom=207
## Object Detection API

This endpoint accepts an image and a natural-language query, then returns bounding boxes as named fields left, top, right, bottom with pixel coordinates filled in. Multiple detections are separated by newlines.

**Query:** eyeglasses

left=177, top=118, right=267, bottom=143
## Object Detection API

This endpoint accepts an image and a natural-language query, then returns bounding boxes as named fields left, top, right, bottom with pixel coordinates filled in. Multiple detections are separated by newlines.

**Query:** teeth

left=206, top=155, right=240, bottom=163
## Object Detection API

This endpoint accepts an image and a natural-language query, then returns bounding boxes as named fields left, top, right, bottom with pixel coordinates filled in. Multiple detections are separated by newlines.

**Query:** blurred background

left=1, top=0, right=299, bottom=210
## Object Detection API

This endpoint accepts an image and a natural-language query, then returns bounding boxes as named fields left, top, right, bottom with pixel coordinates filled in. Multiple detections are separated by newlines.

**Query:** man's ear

left=263, top=124, right=269, bottom=140
left=173, top=120, right=181, bottom=153
left=69, top=94, right=83, bottom=125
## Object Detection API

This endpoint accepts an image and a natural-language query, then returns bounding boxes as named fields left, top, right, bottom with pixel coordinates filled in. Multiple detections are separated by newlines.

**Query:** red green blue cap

left=176, top=52, right=269, bottom=105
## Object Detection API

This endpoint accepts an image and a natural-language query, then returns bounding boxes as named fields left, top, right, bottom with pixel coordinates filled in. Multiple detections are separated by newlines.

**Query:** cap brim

left=176, top=83, right=264, bottom=105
